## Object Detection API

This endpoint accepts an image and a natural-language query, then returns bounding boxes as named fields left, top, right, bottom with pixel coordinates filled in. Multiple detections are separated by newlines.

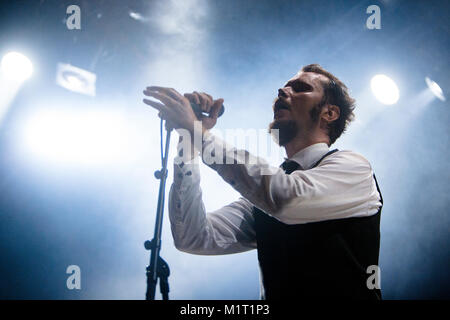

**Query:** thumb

left=209, top=98, right=224, bottom=119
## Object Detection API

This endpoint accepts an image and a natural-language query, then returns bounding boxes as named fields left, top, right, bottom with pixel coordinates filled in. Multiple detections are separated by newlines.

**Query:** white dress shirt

left=168, top=130, right=382, bottom=255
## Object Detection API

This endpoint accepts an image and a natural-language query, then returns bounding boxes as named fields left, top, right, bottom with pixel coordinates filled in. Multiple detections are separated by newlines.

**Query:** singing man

left=143, top=64, right=383, bottom=299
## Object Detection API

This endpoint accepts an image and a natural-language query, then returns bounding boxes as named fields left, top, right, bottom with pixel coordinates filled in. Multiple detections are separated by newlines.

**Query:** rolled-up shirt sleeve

left=168, top=152, right=257, bottom=255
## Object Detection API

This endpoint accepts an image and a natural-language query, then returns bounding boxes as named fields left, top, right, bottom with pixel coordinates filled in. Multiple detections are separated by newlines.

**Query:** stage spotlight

left=56, top=63, right=96, bottom=96
left=1, top=51, right=33, bottom=82
left=370, top=74, right=399, bottom=105
left=425, top=77, right=446, bottom=101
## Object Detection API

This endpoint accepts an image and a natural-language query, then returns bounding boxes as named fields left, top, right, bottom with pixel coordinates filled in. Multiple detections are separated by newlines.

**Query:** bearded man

left=143, top=64, right=383, bottom=299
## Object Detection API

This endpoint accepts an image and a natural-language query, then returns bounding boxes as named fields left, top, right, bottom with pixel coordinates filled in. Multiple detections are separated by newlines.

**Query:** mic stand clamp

left=144, top=240, right=170, bottom=300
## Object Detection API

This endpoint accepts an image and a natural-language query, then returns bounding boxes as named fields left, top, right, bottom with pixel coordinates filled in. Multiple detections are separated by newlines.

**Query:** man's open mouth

left=274, top=99, right=290, bottom=112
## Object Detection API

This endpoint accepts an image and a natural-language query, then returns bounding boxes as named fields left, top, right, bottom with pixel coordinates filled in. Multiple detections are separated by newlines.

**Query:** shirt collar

left=287, top=143, right=330, bottom=170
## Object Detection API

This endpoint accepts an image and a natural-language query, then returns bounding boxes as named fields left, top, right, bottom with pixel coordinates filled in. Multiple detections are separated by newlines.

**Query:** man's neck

left=284, top=136, right=329, bottom=158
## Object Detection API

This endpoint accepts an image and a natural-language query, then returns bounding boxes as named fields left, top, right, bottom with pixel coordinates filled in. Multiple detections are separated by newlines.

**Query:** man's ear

left=320, top=104, right=340, bottom=125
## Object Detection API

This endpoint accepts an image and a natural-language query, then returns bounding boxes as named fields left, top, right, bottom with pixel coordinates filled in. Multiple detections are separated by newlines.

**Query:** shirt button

left=186, top=171, right=192, bottom=176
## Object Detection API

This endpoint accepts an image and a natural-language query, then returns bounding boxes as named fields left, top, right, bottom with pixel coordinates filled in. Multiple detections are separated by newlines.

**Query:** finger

left=145, top=86, right=182, bottom=102
left=184, top=93, right=199, bottom=105
left=204, top=92, right=213, bottom=101
left=145, top=91, right=178, bottom=109
left=197, top=92, right=212, bottom=112
left=164, top=118, right=174, bottom=130
left=192, top=91, right=202, bottom=106
left=143, top=99, right=176, bottom=123
left=209, top=98, right=224, bottom=119
left=143, top=98, right=166, bottom=112
left=145, top=99, right=177, bottom=126
left=158, top=110, right=171, bottom=121
left=202, top=93, right=214, bottom=112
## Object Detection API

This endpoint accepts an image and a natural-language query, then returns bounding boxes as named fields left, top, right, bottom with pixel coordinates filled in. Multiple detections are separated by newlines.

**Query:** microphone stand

left=142, top=103, right=224, bottom=299
left=144, top=121, right=172, bottom=300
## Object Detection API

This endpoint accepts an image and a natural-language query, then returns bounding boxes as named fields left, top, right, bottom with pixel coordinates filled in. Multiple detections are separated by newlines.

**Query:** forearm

left=199, top=132, right=379, bottom=224
left=200, top=130, right=288, bottom=215
left=168, top=138, right=256, bottom=254
left=168, top=156, right=210, bottom=253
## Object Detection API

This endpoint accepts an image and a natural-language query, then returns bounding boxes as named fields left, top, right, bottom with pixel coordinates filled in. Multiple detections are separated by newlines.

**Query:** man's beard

left=268, top=119, right=299, bottom=146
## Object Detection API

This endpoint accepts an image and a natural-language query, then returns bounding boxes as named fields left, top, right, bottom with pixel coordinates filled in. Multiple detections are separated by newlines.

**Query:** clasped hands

left=143, top=86, right=224, bottom=135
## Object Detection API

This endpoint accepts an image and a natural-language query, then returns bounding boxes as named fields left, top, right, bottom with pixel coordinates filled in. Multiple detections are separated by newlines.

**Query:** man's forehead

left=287, top=71, right=328, bottom=87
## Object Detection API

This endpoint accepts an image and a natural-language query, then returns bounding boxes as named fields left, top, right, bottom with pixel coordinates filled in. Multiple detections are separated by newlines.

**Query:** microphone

left=190, top=102, right=225, bottom=119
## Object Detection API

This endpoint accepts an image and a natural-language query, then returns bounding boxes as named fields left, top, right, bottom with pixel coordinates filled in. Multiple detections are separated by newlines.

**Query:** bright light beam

left=425, top=77, right=446, bottom=102
left=370, top=74, right=400, bottom=105
left=0, top=51, right=34, bottom=126
left=22, top=109, right=129, bottom=165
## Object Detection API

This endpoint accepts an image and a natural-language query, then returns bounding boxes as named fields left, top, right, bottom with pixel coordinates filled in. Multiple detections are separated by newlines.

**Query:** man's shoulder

left=322, top=149, right=373, bottom=169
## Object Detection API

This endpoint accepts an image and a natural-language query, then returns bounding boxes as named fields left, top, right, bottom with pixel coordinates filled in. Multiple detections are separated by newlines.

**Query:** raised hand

left=143, top=86, right=199, bottom=133
left=184, top=91, right=224, bottom=130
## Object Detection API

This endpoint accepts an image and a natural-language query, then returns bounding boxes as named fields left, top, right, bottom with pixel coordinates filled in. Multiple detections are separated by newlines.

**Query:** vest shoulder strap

left=311, top=148, right=339, bottom=169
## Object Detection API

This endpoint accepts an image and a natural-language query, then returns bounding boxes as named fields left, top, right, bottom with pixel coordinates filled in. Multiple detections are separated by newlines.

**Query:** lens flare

left=370, top=74, right=400, bottom=105
left=1, top=51, right=33, bottom=82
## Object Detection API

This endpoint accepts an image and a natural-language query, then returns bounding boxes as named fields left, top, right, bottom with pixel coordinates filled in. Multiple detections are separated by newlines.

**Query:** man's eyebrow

left=284, top=79, right=314, bottom=88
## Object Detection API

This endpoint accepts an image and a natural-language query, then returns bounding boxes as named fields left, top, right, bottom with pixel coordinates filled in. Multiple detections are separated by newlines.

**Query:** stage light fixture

left=1, top=51, right=33, bottom=82
left=56, top=63, right=96, bottom=96
left=425, top=77, right=446, bottom=102
left=370, top=74, right=399, bottom=105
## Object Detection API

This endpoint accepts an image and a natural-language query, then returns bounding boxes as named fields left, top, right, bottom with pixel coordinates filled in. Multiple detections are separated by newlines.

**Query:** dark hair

left=302, top=64, right=355, bottom=145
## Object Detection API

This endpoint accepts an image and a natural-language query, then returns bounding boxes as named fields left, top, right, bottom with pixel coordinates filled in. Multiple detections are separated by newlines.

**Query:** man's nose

left=278, top=88, right=288, bottom=98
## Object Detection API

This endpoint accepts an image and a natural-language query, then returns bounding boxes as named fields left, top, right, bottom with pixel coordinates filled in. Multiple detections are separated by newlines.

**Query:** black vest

left=253, top=150, right=383, bottom=299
